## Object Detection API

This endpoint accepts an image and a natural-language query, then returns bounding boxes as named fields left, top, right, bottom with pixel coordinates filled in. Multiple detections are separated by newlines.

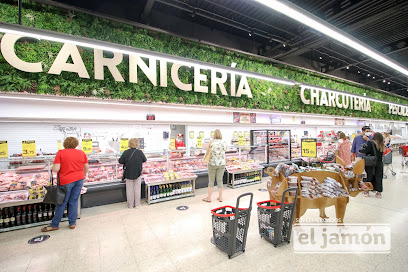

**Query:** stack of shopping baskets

left=210, top=188, right=298, bottom=258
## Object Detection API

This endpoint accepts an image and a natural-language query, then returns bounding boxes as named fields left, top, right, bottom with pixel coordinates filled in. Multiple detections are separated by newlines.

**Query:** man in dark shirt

left=351, top=126, right=372, bottom=161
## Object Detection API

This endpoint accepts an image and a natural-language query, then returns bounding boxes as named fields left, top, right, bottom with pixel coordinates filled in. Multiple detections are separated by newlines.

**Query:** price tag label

left=120, top=138, right=129, bottom=153
left=301, top=138, right=317, bottom=158
left=82, top=139, right=93, bottom=154
left=199, top=131, right=204, bottom=138
left=189, top=131, right=194, bottom=139
left=238, top=136, right=244, bottom=146
left=0, top=141, right=8, bottom=158
left=244, top=131, right=248, bottom=138
left=233, top=131, right=238, bottom=138
left=57, top=140, right=63, bottom=151
left=239, top=131, right=243, bottom=137
left=211, top=131, right=214, bottom=138
left=22, top=140, right=36, bottom=157
left=197, top=137, right=202, bottom=148
left=170, top=138, right=176, bottom=150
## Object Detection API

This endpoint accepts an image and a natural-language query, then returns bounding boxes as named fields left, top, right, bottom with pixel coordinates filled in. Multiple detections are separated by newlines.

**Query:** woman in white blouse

left=203, top=129, right=226, bottom=202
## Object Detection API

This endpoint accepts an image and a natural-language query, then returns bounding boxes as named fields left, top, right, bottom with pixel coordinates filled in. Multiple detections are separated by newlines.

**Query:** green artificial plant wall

left=0, top=0, right=407, bottom=120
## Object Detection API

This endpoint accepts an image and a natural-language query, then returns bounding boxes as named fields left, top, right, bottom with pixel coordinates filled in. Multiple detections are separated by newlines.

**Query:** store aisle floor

left=1, top=156, right=408, bottom=272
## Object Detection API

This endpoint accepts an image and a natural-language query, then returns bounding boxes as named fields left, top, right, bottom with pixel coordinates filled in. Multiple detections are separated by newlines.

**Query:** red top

left=53, top=149, right=88, bottom=185
left=175, top=139, right=185, bottom=149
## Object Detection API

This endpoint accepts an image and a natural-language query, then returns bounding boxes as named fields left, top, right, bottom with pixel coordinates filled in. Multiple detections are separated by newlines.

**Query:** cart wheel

left=383, top=175, right=387, bottom=179
left=287, top=241, right=290, bottom=244
left=392, top=172, right=396, bottom=176
left=228, top=255, right=231, bottom=259
left=274, top=245, right=277, bottom=248
left=243, top=250, right=245, bottom=253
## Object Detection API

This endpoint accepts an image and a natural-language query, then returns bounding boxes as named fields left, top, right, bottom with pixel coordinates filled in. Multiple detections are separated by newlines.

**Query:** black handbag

left=122, top=149, right=136, bottom=182
left=363, top=141, right=378, bottom=167
left=43, top=173, right=68, bottom=205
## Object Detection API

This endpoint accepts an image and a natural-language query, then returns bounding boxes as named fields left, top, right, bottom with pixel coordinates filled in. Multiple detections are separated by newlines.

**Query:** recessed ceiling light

left=254, top=0, right=408, bottom=77
left=319, top=56, right=322, bottom=59
left=388, top=82, right=391, bottom=84
left=367, top=74, right=370, bottom=76
left=283, top=44, right=286, bottom=47
left=383, top=80, right=386, bottom=83
left=373, top=76, right=375, bottom=79
left=358, top=71, right=360, bottom=73
left=346, top=66, right=349, bottom=69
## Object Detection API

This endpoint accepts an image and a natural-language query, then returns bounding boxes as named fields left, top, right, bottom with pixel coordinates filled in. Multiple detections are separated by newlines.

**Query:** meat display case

left=0, top=156, right=75, bottom=233
left=250, top=130, right=291, bottom=164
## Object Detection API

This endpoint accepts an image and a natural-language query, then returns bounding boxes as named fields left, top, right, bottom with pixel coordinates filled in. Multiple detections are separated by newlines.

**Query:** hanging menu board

left=82, top=139, right=93, bottom=154
left=22, top=141, right=36, bottom=157
left=120, top=138, right=129, bottom=153
left=301, top=138, right=317, bottom=158
left=57, top=140, right=63, bottom=151
left=0, top=141, right=8, bottom=158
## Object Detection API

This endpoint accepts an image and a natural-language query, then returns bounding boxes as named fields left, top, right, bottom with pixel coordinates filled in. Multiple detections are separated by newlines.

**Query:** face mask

left=365, top=132, right=371, bottom=136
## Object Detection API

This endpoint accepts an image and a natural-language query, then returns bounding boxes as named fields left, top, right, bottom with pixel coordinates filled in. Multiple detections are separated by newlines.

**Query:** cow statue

left=264, top=159, right=372, bottom=224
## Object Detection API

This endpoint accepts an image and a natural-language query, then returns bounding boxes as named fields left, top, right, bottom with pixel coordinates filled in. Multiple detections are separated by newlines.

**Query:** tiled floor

left=1, top=155, right=408, bottom=272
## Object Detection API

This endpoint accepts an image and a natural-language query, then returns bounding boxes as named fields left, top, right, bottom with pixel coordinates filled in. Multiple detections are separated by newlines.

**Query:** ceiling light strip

left=254, top=0, right=408, bottom=77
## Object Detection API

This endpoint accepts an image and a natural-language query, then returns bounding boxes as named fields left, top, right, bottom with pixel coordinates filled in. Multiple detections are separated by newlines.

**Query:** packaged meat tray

left=0, top=190, right=29, bottom=204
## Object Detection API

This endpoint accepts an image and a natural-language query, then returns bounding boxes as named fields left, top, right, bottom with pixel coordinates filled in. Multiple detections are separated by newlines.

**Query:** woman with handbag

left=203, top=129, right=226, bottom=203
left=360, top=132, right=385, bottom=198
left=42, top=137, right=89, bottom=232
left=119, top=138, right=147, bottom=208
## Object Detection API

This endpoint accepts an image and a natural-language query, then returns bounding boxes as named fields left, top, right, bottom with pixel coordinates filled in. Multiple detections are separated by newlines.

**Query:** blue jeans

left=51, top=179, right=84, bottom=228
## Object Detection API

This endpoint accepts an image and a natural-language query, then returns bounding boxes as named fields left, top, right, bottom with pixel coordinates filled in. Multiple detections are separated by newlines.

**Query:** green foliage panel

left=0, top=1, right=407, bottom=120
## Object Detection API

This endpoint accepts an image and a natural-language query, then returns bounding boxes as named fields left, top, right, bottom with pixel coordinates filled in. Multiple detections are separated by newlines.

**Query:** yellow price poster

left=120, top=138, right=129, bottom=152
left=233, top=131, right=238, bottom=138
left=244, top=131, right=248, bottom=138
left=0, top=141, right=8, bottom=158
left=22, top=140, right=36, bottom=157
left=82, top=139, right=93, bottom=154
left=301, top=138, right=317, bottom=158
left=189, top=131, right=194, bottom=139
left=197, top=137, right=202, bottom=148
left=57, top=140, right=63, bottom=151
left=170, top=138, right=176, bottom=150
left=211, top=131, right=214, bottom=138
left=238, top=136, right=244, bottom=146
left=199, top=131, right=204, bottom=138
left=238, top=131, right=243, bottom=137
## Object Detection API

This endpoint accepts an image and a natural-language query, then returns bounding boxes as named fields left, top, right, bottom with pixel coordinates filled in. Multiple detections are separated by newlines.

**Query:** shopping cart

left=401, top=145, right=408, bottom=173
left=257, top=188, right=298, bottom=247
left=383, top=148, right=396, bottom=179
left=319, top=151, right=336, bottom=165
left=211, top=193, right=253, bottom=259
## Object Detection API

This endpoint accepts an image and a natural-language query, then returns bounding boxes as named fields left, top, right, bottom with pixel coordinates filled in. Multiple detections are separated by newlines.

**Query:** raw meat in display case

left=170, top=159, right=206, bottom=171
left=85, top=166, right=117, bottom=183
left=0, top=190, right=30, bottom=204
left=142, top=161, right=167, bottom=174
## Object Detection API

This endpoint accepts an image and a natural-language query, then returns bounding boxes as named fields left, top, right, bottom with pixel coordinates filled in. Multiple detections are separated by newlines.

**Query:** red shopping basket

left=257, top=188, right=298, bottom=247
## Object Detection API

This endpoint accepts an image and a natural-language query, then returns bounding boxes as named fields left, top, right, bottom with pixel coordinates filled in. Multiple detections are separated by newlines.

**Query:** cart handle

left=210, top=205, right=247, bottom=217
left=235, top=192, right=253, bottom=213
left=281, top=187, right=299, bottom=205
